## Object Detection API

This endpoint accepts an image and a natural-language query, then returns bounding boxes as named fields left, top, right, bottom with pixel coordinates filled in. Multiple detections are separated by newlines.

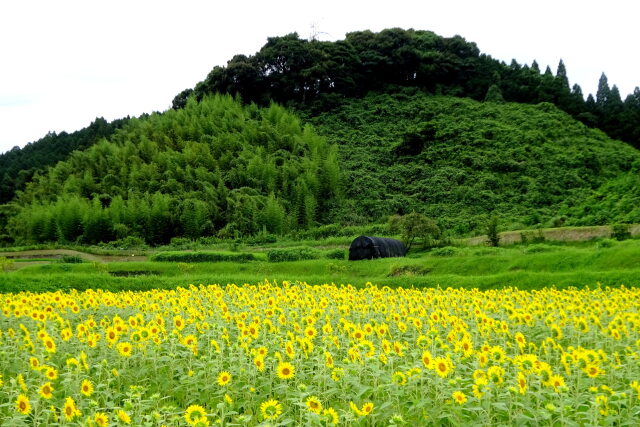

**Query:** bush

left=595, top=238, right=616, bottom=249
left=60, top=255, right=84, bottom=263
left=520, top=229, right=546, bottom=244
left=150, top=251, right=257, bottom=263
left=523, top=244, right=555, bottom=254
left=244, top=234, right=278, bottom=245
left=325, top=249, right=346, bottom=260
left=611, top=224, right=631, bottom=241
left=266, top=248, right=320, bottom=262
left=486, top=216, right=500, bottom=247
left=99, top=236, right=148, bottom=250
left=430, top=246, right=459, bottom=256
left=0, top=256, right=14, bottom=272
left=169, top=237, right=195, bottom=249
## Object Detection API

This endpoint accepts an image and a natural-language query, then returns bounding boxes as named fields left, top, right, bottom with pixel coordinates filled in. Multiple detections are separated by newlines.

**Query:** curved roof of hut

left=349, top=236, right=406, bottom=259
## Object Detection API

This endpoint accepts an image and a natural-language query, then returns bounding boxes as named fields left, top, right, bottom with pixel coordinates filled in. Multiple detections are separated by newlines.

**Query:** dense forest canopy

left=309, top=92, right=640, bottom=234
left=0, top=117, right=129, bottom=204
left=7, top=95, right=340, bottom=245
left=174, top=28, right=640, bottom=149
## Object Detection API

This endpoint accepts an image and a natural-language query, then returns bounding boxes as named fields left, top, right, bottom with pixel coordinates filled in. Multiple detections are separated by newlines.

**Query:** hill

left=307, top=92, right=640, bottom=234
left=7, top=95, right=340, bottom=245
left=0, top=116, right=129, bottom=204
left=6, top=91, right=639, bottom=245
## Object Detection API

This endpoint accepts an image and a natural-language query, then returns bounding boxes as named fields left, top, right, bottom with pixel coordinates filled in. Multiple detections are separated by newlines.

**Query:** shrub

left=611, top=224, right=631, bottom=241
left=0, top=256, right=14, bottom=272
left=150, top=251, right=256, bottom=263
left=60, top=255, right=84, bottom=263
left=523, top=244, right=555, bottom=254
left=325, top=249, right=346, bottom=260
left=486, top=216, right=500, bottom=247
left=520, top=229, right=546, bottom=244
left=595, top=238, right=616, bottom=249
left=266, top=248, right=320, bottom=262
left=169, top=237, right=195, bottom=249
left=99, top=236, right=148, bottom=250
left=430, top=246, right=459, bottom=256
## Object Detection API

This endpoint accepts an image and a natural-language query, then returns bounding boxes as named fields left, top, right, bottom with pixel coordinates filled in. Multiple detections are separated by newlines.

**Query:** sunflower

left=43, top=336, right=56, bottom=353
left=361, top=402, right=374, bottom=415
left=547, top=374, right=566, bottom=392
left=452, top=391, right=467, bottom=404
left=116, top=342, right=133, bottom=357
left=15, top=394, right=31, bottom=415
left=260, top=399, right=283, bottom=420
left=305, top=396, right=323, bottom=414
left=94, top=412, right=109, bottom=427
left=29, top=356, right=40, bottom=370
left=325, top=351, right=334, bottom=369
left=392, top=371, right=407, bottom=385
left=304, top=325, right=317, bottom=339
left=40, top=382, right=54, bottom=399
left=185, top=404, right=207, bottom=426
left=276, top=362, right=295, bottom=380
left=81, top=379, right=94, bottom=397
left=254, top=355, right=265, bottom=372
left=44, top=366, right=58, bottom=380
left=421, top=350, right=433, bottom=369
left=323, top=407, right=339, bottom=425
left=116, top=409, right=131, bottom=424
left=433, top=357, right=452, bottom=378
left=516, top=372, right=527, bottom=394
left=63, top=396, right=81, bottom=421
left=584, top=364, right=602, bottom=378
left=217, top=371, right=231, bottom=386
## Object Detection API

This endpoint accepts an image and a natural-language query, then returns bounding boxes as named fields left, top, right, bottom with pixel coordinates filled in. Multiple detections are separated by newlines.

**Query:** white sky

left=1, top=0, right=639, bottom=154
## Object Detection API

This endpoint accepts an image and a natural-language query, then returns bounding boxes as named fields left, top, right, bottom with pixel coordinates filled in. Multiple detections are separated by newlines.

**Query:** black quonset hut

left=348, top=236, right=407, bottom=261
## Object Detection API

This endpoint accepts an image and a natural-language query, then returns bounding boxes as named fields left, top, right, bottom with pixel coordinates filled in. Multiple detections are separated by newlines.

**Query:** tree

left=486, top=215, right=500, bottom=247
left=555, top=59, right=569, bottom=90
left=484, top=84, right=504, bottom=102
left=596, top=73, right=611, bottom=109
left=396, top=212, right=441, bottom=251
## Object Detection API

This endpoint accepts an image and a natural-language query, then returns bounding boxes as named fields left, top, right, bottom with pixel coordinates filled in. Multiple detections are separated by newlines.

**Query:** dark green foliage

left=311, top=93, right=640, bottom=234
left=0, top=117, right=128, bottom=204
left=389, top=212, right=440, bottom=251
left=325, top=249, right=346, bottom=260
left=520, top=229, right=546, bottom=244
left=430, top=246, right=459, bottom=256
left=484, top=84, right=504, bottom=103
left=8, top=95, right=341, bottom=245
left=486, top=216, right=500, bottom=247
left=150, top=251, right=257, bottom=263
left=176, top=28, right=640, bottom=149
left=611, top=224, right=631, bottom=241
left=60, top=255, right=84, bottom=263
left=266, top=247, right=320, bottom=262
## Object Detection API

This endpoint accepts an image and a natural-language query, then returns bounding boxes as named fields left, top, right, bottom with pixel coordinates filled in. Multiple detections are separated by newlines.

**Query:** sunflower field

left=1, top=281, right=639, bottom=426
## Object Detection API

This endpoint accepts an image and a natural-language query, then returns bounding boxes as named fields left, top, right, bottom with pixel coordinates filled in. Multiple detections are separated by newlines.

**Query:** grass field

left=1, top=237, right=639, bottom=293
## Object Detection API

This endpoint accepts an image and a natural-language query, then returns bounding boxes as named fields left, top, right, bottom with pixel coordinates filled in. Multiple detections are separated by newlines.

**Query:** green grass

left=2, top=238, right=639, bottom=293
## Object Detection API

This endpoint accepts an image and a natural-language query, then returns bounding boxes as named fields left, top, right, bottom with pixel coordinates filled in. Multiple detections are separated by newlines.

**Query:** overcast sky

left=1, top=0, right=639, bottom=154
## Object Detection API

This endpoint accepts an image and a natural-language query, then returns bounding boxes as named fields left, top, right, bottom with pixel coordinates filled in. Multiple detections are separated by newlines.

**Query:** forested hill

left=8, top=95, right=340, bottom=245
left=175, top=28, right=640, bottom=149
left=2, top=27, right=638, bottom=209
left=6, top=92, right=640, bottom=245
left=0, top=116, right=129, bottom=204
left=308, top=92, right=640, bottom=234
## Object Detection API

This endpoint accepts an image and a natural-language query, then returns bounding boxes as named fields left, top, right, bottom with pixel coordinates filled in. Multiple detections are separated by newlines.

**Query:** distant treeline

left=174, top=28, right=640, bottom=149
left=0, top=117, right=130, bottom=204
